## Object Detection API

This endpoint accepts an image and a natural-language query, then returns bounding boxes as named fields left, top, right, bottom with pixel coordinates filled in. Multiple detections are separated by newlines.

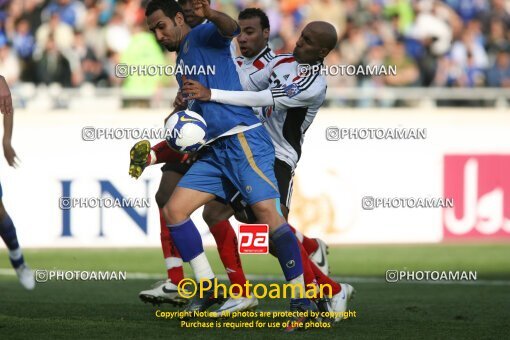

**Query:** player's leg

left=202, top=200, right=258, bottom=315
left=202, top=201, right=247, bottom=294
left=163, top=186, right=220, bottom=312
left=0, top=191, right=34, bottom=290
left=273, top=158, right=354, bottom=322
left=129, top=139, right=188, bottom=179
left=156, top=169, right=185, bottom=284
left=163, top=154, right=233, bottom=312
left=138, top=168, right=187, bottom=306
left=226, top=128, right=317, bottom=330
left=273, top=158, right=330, bottom=275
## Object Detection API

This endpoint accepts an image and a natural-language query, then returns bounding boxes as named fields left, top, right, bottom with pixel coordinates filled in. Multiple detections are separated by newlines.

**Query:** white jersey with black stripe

left=234, top=46, right=276, bottom=91
left=249, top=54, right=327, bottom=170
left=232, top=51, right=326, bottom=170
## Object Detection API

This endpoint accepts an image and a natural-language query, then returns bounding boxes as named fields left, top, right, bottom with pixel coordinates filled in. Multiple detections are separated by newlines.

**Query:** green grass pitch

left=0, top=244, right=509, bottom=339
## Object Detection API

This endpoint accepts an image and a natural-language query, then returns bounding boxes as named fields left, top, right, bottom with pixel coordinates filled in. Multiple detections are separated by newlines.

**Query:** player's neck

left=244, top=45, right=269, bottom=63
left=176, top=25, right=192, bottom=52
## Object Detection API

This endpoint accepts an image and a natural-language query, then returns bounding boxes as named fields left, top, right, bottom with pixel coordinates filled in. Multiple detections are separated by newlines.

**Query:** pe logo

left=238, top=224, right=269, bottom=254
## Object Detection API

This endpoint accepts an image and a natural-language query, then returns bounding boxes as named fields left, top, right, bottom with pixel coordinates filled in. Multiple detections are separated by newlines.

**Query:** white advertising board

left=1, top=108, right=508, bottom=247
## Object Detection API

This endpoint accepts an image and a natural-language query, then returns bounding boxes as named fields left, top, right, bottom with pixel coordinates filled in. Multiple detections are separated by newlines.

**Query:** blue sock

left=167, top=218, right=204, bottom=262
left=271, top=223, right=303, bottom=281
left=0, top=215, right=24, bottom=268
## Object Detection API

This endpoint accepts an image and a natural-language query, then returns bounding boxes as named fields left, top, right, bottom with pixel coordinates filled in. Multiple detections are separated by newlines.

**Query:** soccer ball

left=164, top=110, right=207, bottom=153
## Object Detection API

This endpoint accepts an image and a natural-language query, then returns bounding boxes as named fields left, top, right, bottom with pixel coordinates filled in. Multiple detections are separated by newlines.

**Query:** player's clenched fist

left=192, top=0, right=211, bottom=19
left=182, top=79, right=211, bottom=101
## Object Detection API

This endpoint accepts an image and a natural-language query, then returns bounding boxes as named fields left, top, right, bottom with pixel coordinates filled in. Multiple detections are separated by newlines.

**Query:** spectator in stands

left=306, top=0, right=346, bottom=38
left=433, top=54, right=461, bottom=87
left=17, top=0, right=47, bottom=36
left=444, top=0, right=487, bottom=24
left=83, top=7, right=107, bottom=62
left=408, top=0, right=456, bottom=57
left=12, top=19, right=34, bottom=60
left=36, top=35, right=72, bottom=87
left=461, top=51, right=486, bottom=87
left=481, top=0, right=510, bottom=33
left=69, top=30, right=108, bottom=86
left=104, top=13, right=131, bottom=53
left=12, top=18, right=37, bottom=83
left=0, top=0, right=508, bottom=103
left=487, top=49, right=510, bottom=87
left=35, top=12, right=73, bottom=58
left=98, top=0, right=116, bottom=26
left=0, top=38, right=21, bottom=86
left=485, top=20, right=510, bottom=61
left=358, top=43, right=388, bottom=107
left=450, top=30, right=489, bottom=70
left=339, top=24, right=367, bottom=66
left=385, top=39, right=420, bottom=87
left=42, top=0, right=86, bottom=30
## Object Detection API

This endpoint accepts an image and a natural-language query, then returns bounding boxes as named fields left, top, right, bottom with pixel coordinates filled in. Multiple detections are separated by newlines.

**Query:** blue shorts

left=178, top=125, right=280, bottom=205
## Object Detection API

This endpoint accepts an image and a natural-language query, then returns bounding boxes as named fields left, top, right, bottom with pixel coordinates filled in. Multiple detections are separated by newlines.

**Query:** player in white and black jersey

left=184, top=21, right=355, bottom=325
left=234, top=46, right=274, bottom=80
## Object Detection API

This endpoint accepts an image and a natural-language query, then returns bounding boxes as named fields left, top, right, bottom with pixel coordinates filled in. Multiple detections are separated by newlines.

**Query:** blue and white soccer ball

left=164, top=110, right=207, bottom=153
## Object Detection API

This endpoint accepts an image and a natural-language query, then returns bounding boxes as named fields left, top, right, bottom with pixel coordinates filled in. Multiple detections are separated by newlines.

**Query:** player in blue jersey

left=183, top=20, right=357, bottom=326
left=0, top=75, right=35, bottom=290
left=143, top=0, right=316, bottom=321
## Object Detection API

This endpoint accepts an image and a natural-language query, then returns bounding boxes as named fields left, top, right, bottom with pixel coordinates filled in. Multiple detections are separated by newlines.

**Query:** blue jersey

left=176, top=23, right=259, bottom=140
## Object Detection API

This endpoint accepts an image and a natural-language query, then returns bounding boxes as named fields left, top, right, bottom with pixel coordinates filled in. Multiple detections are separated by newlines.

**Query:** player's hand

left=0, top=76, right=13, bottom=115
left=173, top=91, right=186, bottom=110
left=192, top=0, right=211, bottom=19
left=3, top=142, right=19, bottom=168
left=182, top=79, right=211, bottom=101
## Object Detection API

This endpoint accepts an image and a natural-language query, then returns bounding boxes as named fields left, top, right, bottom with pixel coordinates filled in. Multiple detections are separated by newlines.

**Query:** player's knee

left=252, top=202, right=273, bottom=220
left=233, top=210, right=251, bottom=224
left=155, top=189, right=171, bottom=208
left=202, top=208, right=221, bottom=228
left=162, top=201, right=188, bottom=225
left=252, top=201, right=286, bottom=228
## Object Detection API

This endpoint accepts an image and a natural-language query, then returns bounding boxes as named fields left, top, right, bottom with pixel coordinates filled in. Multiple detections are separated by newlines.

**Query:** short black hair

left=238, top=8, right=270, bottom=30
left=145, top=0, right=184, bottom=22
left=177, top=0, right=210, bottom=4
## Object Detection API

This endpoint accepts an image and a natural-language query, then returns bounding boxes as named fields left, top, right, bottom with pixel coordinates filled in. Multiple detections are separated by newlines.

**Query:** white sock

left=9, top=247, right=22, bottom=261
left=289, top=274, right=305, bottom=299
left=190, top=252, right=215, bottom=281
left=294, top=229, right=304, bottom=243
left=149, top=150, right=157, bottom=165
left=165, top=257, right=183, bottom=271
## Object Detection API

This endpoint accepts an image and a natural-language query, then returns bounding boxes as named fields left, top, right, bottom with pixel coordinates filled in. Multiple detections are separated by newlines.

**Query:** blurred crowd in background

left=0, top=0, right=509, bottom=95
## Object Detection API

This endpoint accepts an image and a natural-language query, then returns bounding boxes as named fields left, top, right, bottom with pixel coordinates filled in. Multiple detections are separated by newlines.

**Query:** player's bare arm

left=192, top=0, right=238, bottom=37
left=0, top=76, right=18, bottom=167
left=0, top=76, right=13, bottom=116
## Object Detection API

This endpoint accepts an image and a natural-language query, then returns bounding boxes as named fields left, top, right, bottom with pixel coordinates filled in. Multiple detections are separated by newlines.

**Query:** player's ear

left=262, top=28, right=270, bottom=41
left=175, top=12, right=186, bottom=27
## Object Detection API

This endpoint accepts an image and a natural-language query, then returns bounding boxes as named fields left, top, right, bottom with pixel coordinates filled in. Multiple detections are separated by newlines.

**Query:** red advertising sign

left=443, top=155, right=510, bottom=240
left=238, top=224, right=269, bottom=254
